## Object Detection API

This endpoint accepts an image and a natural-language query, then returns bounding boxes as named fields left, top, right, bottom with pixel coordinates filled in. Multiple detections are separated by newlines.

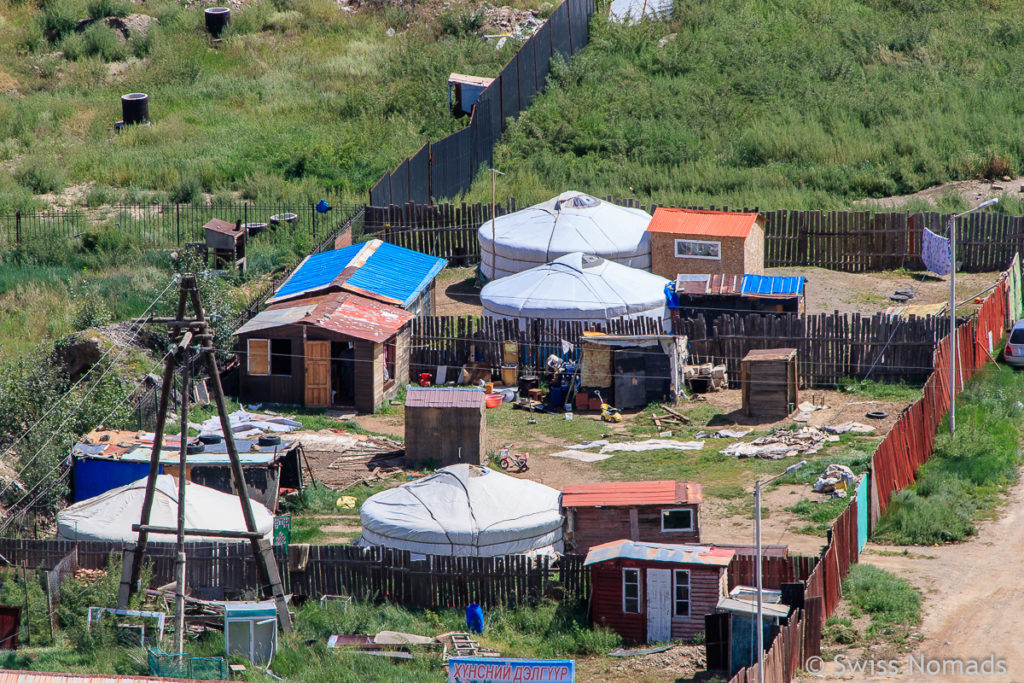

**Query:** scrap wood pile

left=651, top=404, right=691, bottom=431
left=299, top=431, right=405, bottom=489
left=720, top=426, right=838, bottom=459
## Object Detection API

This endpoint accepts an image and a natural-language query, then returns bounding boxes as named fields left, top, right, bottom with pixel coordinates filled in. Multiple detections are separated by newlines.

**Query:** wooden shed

left=561, top=480, right=702, bottom=554
left=204, top=218, right=246, bottom=272
left=646, top=208, right=764, bottom=279
left=404, top=387, right=486, bottom=467
left=234, top=291, right=413, bottom=414
left=586, top=540, right=735, bottom=643
left=741, top=348, right=798, bottom=418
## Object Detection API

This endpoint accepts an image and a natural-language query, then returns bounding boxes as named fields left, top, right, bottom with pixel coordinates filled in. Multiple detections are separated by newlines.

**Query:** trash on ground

left=721, top=427, right=837, bottom=459
left=695, top=428, right=753, bottom=439
left=566, top=440, right=610, bottom=450
left=812, top=464, right=856, bottom=494
left=547, top=450, right=615, bottom=463
left=598, top=439, right=704, bottom=453
left=822, top=422, right=875, bottom=434
left=198, top=410, right=301, bottom=439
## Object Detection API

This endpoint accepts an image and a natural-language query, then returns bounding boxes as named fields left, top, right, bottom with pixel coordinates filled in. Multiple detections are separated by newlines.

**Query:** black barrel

left=205, top=7, right=230, bottom=37
left=121, top=93, right=149, bottom=125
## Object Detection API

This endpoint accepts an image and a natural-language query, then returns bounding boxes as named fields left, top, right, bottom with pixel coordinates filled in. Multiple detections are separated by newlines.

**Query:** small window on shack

left=270, top=338, right=292, bottom=376
left=674, top=239, right=721, bottom=260
left=247, top=339, right=270, bottom=376
left=661, top=508, right=693, bottom=532
left=383, top=338, right=396, bottom=386
left=673, top=569, right=690, bottom=617
left=623, top=568, right=641, bottom=614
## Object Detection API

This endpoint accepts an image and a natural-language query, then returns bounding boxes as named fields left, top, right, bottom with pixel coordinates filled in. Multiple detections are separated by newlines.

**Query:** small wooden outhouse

left=404, top=387, right=486, bottom=467
left=740, top=348, right=798, bottom=418
left=586, top=540, right=735, bottom=643
left=646, top=208, right=764, bottom=279
left=204, top=218, right=246, bottom=272
left=561, top=480, right=702, bottom=555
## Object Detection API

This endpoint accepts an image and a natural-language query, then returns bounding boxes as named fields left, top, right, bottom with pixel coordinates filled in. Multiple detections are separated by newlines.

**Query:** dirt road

left=811, top=479, right=1024, bottom=682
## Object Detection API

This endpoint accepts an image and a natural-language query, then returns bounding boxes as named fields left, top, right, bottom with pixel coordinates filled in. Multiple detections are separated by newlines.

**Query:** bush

left=63, top=22, right=128, bottom=62
left=15, top=157, right=65, bottom=194
left=86, top=0, right=129, bottom=19
left=438, top=7, right=484, bottom=37
left=823, top=616, right=858, bottom=645
left=41, top=0, right=82, bottom=40
left=86, top=184, right=119, bottom=207
left=842, top=564, right=921, bottom=629
left=170, top=175, right=204, bottom=204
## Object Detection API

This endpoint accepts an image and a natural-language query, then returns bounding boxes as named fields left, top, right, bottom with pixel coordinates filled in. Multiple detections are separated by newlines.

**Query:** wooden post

left=173, top=347, right=191, bottom=653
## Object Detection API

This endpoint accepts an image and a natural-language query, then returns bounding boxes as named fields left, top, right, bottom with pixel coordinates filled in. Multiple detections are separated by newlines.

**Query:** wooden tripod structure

left=117, top=274, right=292, bottom=649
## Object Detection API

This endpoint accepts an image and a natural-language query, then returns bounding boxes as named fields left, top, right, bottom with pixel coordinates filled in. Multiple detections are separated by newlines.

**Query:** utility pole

left=117, top=274, right=292, bottom=635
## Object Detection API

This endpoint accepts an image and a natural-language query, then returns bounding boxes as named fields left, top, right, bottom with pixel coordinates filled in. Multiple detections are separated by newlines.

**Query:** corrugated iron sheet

left=561, top=480, right=702, bottom=507
left=740, top=274, right=805, bottom=297
left=203, top=218, right=239, bottom=235
left=268, top=240, right=446, bottom=308
left=646, top=207, right=759, bottom=238
left=742, top=348, right=797, bottom=362
left=584, top=540, right=734, bottom=567
left=233, top=303, right=317, bottom=336
left=405, top=387, right=485, bottom=408
left=311, top=292, right=413, bottom=343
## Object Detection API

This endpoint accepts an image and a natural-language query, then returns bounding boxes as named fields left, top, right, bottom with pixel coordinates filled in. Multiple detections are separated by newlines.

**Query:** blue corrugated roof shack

left=665, top=274, right=805, bottom=329
left=269, top=239, right=447, bottom=316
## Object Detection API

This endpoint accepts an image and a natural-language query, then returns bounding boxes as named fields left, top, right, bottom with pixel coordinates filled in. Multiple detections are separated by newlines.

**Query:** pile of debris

left=482, top=3, right=545, bottom=42
left=300, top=431, right=405, bottom=489
left=721, top=426, right=838, bottom=460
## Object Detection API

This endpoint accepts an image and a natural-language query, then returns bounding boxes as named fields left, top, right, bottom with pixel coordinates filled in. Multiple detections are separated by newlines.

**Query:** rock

left=110, top=13, right=158, bottom=40
left=992, top=184, right=1004, bottom=190
left=386, top=27, right=395, bottom=36
left=658, top=32, right=677, bottom=47
left=1002, top=175, right=1011, bottom=182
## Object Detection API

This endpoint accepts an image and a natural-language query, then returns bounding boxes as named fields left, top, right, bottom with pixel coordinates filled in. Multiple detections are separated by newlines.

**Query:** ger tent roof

left=480, top=252, right=669, bottom=324
left=57, top=475, right=274, bottom=544
left=478, top=191, right=652, bottom=280
left=359, top=464, right=564, bottom=557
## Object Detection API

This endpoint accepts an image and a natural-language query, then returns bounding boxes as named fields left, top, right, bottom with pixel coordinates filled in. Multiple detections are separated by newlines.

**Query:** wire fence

left=0, top=200, right=362, bottom=250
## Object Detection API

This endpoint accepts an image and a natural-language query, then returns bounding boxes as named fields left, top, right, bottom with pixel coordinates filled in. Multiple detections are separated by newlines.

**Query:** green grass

left=464, top=1, right=1024, bottom=209
left=834, top=378, right=923, bottom=402
left=786, top=497, right=852, bottom=536
left=873, top=360, right=1023, bottom=545
left=842, top=564, right=921, bottom=636
left=0, top=0, right=523, bottom=211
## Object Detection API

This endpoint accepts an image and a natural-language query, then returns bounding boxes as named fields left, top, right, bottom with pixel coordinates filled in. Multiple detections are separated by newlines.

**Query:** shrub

left=81, top=22, right=128, bottom=61
left=15, top=157, right=65, bottom=194
left=439, top=7, right=484, bottom=37
left=86, top=0, right=129, bottom=19
left=86, top=184, right=119, bottom=207
left=823, top=616, right=858, bottom=645
left=170, top=175, right=203, bottom=204
left=41, top=0, right=82, bottom=40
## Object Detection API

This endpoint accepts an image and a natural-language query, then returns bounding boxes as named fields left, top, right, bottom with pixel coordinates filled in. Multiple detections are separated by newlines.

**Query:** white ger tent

left=359, top=464, right=564, bottom=557
left=478, top=191, right=652, bottom=281
left=57, top=475, right=274, bottom=544
left=481, top=252, right=670, bottom=330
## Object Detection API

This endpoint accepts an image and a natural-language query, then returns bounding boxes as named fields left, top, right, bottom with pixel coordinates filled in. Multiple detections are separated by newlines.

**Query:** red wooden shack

left=585, top=540, right=735, bottom=644
left=561, top=480, right=702, bottom=554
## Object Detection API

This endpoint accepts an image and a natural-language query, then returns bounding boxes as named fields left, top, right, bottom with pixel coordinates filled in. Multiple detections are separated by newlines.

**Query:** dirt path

left=811, top=479, right=1024, bottom=682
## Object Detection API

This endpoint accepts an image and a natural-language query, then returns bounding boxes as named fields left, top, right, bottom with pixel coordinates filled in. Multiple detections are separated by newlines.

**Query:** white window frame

left=673, top=569, right=691, bottom=618
left=661, top=507, right=694, bottom=532
left=622, top=567, right=641, bottom=614
left=247, top=338, right=270, bottom=376
left=674, top=238, right=721, bottom=260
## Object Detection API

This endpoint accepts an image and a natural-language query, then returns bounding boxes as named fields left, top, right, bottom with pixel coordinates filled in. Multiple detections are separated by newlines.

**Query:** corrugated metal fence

left=725, top=256, right=1016, bottom=683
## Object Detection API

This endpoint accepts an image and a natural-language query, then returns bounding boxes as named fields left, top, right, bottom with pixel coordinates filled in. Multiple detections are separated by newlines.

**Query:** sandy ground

left=855, top=175, right=1024, bottom=210
left=435, top=264, right=999, bottom=319
left=805, top=479, right=1024, bottom=682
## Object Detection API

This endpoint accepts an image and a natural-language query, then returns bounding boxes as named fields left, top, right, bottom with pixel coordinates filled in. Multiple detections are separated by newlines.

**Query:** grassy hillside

left=468, top=0, right=1024, bottom=209
left=0, top=0, right=521, bottom=212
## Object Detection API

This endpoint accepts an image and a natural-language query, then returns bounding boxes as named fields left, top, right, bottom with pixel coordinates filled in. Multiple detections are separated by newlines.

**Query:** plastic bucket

left=466, top=604, right=484, bottom=633
left=485, top=393, right=502, bottom=408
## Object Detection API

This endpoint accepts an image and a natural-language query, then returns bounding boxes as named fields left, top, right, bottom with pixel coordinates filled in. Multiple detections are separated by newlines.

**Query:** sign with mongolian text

left=448, top=657, right=575, bottom=683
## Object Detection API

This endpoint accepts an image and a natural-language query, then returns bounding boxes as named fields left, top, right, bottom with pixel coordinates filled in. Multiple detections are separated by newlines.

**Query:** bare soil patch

left=854, top=176, right=1024, bottom=211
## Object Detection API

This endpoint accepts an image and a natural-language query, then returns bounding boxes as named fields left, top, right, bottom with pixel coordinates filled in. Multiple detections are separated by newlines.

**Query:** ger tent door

left=305, top=340, right=330, bottom=408
left=646, top=568, right=671, bottom=643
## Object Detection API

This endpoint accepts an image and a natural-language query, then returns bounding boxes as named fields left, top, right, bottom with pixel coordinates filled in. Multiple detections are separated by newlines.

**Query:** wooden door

left=645, top=568, right=671, bottom=643
left=305, top=340, right=330, bottom=408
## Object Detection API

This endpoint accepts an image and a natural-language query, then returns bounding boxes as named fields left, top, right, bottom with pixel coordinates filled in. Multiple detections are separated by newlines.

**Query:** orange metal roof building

left=646, top=207, right=760, bottom=238
left=561, top=480, right=703, bottom=507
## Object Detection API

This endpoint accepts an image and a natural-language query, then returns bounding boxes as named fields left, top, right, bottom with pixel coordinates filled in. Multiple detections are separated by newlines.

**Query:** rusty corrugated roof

left=202, top=218, right=241, bottom=235
left=561, top=480, right=702, bottom=507
left=240, top=291, right=412, bottom=343
left=741, top=348, right=797, bottom=362
left=584, top=540, right=734, bottom=567
left=0, top=670, right=209, bottom=682
left=647, top=207, right=760, bottom=238
left=405, top=387, right=485, bottom=408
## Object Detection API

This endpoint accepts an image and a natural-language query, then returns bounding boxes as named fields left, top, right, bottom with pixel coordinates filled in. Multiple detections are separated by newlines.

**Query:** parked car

left=1003, top=320, right=1024, bottom=367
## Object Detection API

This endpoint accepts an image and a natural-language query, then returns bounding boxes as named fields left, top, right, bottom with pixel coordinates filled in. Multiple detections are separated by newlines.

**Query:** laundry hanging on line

left=921, top=226, right=952, bottom=276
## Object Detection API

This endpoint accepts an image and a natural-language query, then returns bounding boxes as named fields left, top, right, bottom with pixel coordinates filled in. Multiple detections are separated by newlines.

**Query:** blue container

left=550, top=384, right=565, bottom=407
left=466, top=604, right=484, bottom=633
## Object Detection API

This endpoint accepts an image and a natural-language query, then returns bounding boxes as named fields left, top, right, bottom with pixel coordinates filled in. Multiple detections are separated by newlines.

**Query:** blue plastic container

left=466, top=604, right=484, bottom=633
left=550, top=384, right=565, bottom=407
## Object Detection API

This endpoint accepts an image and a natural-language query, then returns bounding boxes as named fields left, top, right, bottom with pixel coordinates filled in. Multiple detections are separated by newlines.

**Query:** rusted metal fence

left=366, top=200, right=1024, bottom=273
left=725, top=263, right=1015, bottom=683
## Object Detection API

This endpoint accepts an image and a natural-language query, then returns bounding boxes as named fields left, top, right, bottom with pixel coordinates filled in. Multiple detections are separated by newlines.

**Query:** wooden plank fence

left=412, top=311, right=945, bottom=388
left=0, top=538, right=588, bottom=609
left=365, top=201, right=1024, bottom=273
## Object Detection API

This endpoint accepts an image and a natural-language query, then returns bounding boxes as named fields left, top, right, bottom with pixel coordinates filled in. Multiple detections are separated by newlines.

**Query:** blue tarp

left=272, top=242, right=446, bottom=308
left=74, top=459, right=155, bottom=503
left=740, top=275, right=805, bottom=297
left=856, top=473, right=869, bottom=552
